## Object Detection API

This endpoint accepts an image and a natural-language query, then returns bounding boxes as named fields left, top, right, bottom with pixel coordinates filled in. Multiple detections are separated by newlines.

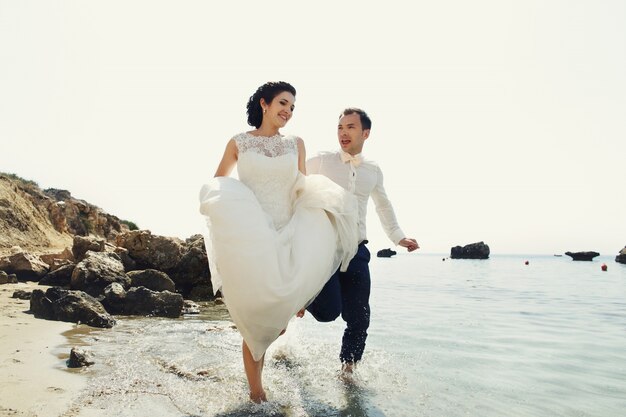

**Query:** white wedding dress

left=199, top=132, right=358, bottom=361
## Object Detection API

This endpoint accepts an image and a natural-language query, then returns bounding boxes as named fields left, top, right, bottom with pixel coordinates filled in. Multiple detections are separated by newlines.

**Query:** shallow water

left=62, top=254, right=626, bottom=416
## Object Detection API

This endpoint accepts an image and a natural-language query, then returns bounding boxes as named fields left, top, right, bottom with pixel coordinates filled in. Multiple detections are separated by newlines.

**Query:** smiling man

left=305, top=107, right=419, bottom=372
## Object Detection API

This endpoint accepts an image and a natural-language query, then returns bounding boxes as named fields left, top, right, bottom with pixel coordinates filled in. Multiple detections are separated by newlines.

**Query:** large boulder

left=39, top=263, right=75, bottom=287
left=109, top=232, right=213, bottom=298
left=71, top=251, right=129, bottom=296
left=127, top=269, right=176, bottom=292
left=565, top=251, right=600, bottom=261
left=450, top=241, right=490, bottom=259
left=187, top=284, right=214, bottom=301
left=72, top=235, right=106, bottom=262
left=40, top=247, right=74, bottom=271
left=30, top=287, right=115, bottom=328
left=100, top=283, right=184, bottom=317
left=112, top=246, right=137, bottom=272
left=52, top=291, right=116, bottom=327
left=101, top=282, right=127, bottom=315
left=116, top=230, right=184, bottom=271
left=168, top=235, right=211, bottom=295
left=30, top=289, right=55, bottom=319
left=124, top=287, right=183, bottom=318
left=0, top=250, right=49, bottom=280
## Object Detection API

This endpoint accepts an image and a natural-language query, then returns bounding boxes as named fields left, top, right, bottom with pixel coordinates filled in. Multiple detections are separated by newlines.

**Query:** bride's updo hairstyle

left=246, top=81, right=296, bottom=128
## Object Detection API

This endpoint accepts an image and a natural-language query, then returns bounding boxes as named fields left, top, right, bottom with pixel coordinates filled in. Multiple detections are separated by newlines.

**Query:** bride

left=199, top=81, right=358, bottom=402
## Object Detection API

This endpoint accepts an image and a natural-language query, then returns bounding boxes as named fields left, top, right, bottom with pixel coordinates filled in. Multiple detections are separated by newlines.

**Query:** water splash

left=61, top=302, right=403, bottom=417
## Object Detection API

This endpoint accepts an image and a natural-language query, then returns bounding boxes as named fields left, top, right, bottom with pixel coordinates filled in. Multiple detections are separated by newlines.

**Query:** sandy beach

left=0, top=282, right=87, bottom=417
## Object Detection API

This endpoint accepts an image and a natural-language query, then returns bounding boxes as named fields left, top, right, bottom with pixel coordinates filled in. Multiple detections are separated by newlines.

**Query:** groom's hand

left=399, top=238, right=419, bottom=252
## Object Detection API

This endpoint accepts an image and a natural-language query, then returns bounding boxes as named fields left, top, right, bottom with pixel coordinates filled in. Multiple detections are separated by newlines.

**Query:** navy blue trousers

left=307, top=242, right=371, bottom=363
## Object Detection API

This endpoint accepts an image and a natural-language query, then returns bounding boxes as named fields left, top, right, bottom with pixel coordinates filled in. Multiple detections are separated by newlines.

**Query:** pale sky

left=1, top=0, right=624, bottom=255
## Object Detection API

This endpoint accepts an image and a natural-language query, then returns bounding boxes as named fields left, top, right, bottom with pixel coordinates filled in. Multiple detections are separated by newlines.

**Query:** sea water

left=60, top=254, right=626, bottom=417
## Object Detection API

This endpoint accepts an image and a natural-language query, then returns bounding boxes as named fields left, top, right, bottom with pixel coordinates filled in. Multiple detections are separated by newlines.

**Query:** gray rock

left=185, top=234, right=204, bottom=245
left=71, top=251, right=129, bottom=297
left=115, top=230, right=184, bottom=271
left=113, top=246, right=137, bottom=272
left=12, top=290, right=31, bottom=300
left=187, top=284, right=214, bottom=301
left=40, top=248, right=75, bottom=270
left=72, top=235, right=106, bottom=262
left=565, top=251, right=600, bottom=261
left=124, top=287, right=183, bottom=318
left=1, top=270, right=18, bottom=284
left=30, top=287, right=115, bottom=328
left=39, top=263, right=75, bottom=287
left=30, top=289, right=55, bottom=319
left=67, top=347, right=94, bottom=368
left=182, top=300, right=201, bottom=315
left=376, top=248, right=397, bottom=258
left=45, top=188, right=72, bottom=201
left=128, top=269, right=176, bottom=292
left=101, top=282, right=127, bottom=315
left=450, top=241, right=490, bottom=259
left=1, top=251, right=49, bottom=281
left=169, top=235, right=212, bottom=297
left=0, top=257, right=9, bottom=272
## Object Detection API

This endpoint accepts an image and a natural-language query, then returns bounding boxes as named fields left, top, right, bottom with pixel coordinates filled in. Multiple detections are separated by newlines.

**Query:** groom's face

left=338, top=113, right=369, bottom=155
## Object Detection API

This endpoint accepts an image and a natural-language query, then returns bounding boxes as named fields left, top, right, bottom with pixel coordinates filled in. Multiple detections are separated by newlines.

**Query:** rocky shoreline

left=0, top=174, right=220, bottom=415
left=1, top=231, right=212, bottom=329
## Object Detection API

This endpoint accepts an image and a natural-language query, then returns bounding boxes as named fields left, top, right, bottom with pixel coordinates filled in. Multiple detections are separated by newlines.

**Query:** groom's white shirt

left=307, top=151, right=405, bottom=245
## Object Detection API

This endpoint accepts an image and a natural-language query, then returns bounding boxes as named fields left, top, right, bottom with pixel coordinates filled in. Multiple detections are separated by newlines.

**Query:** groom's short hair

left=340, top=108, right=372, bottom=131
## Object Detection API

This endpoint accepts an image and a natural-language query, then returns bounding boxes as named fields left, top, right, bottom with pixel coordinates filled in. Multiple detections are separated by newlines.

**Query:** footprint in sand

left=46, top=386, right=65, bottom=393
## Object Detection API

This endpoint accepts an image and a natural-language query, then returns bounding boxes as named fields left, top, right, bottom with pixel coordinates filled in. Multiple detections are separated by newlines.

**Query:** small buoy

left=601, top=263, right=607, bottom=271
left=524, top=260, right=529, bottom=265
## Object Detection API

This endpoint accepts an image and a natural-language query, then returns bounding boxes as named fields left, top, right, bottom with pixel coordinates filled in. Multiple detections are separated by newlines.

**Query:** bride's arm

left=214, top=139, right=238, bottom=177
left=297, top=137, right=306, bottom=175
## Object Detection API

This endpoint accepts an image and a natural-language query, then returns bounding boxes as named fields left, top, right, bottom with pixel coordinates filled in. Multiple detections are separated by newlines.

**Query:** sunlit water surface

left=62, top=254, right=626, bottom=416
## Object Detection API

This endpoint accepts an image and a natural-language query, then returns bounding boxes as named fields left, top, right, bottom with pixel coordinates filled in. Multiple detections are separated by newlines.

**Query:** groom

left=305, top=107, right=419, bottom=372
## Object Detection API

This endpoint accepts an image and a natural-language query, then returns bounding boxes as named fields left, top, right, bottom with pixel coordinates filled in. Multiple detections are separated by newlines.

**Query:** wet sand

left=0, top=282, right=87, bottom=417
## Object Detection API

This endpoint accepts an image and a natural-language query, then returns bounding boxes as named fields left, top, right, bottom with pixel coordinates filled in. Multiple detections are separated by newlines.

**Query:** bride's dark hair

left=246, top=81, right=296, bottom=128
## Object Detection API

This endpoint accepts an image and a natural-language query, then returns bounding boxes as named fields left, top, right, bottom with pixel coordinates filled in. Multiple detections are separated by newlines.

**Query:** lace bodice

left=234, top=132, right=299, bottom=229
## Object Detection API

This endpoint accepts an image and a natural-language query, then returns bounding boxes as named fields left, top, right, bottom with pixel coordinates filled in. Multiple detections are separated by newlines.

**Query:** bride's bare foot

left=279, top=328, right=286, bottom=336
left=296, top=308, right=305, bottom=318
left=250, top=389, right=267, bottom=403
